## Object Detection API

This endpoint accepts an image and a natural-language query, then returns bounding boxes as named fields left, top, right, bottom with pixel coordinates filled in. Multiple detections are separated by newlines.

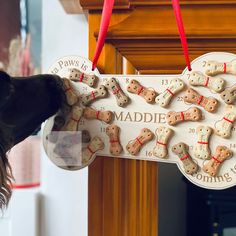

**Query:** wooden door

left=59, top=1, right=236, bottom=235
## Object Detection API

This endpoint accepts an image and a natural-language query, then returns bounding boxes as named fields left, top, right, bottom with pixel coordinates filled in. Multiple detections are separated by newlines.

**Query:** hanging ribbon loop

left=92, top=0, right=115, bottom=71
left=172, top=0, right=192, bottom=71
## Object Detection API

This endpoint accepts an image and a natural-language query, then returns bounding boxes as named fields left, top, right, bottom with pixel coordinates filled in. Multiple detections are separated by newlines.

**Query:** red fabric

left=92, top=0, right=115, bottom=70
left=172, top=0, right=191, bottom=71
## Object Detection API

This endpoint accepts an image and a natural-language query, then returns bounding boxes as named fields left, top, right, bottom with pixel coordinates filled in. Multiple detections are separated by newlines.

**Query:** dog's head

left=0, top=71, right=13, bottom=110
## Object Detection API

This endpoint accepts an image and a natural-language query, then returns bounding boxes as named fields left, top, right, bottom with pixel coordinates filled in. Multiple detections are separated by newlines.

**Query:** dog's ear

left=0, top=71, right=12, bottom=110
left=0, top=71, right=11, bottom=82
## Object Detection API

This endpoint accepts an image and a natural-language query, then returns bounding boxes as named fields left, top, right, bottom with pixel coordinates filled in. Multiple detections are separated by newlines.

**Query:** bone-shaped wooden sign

left=43, top=52, right=236, bottom=190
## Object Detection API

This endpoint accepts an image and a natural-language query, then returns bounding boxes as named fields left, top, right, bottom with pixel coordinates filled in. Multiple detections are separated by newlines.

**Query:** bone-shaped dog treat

left=166, top=107, right=202, bottom=126
left=80, top=85, right=107, bottom=106
left=62, top=78, right=78, bottom=105
left=83, top=107, right=113, bottom=124
left=172, top=142, right=199, bottom=175
left=221, top=84, right=236, bottom=104
left=205, top=60, right=236, bottom=76
left=194, top=126, right=212, bottom=160
left=189, top=71, right=225, bottom=93
left=106, top=124, right=123, bottom=155
left=203, top=146, right=232, bottom=177
left=215, top=105, right=236, bottom=138
left=69, top=68, right=98, bottom=87
left=127, top=79, right=157, bottom=103
left=153, top=126, right=173, bottom=159
left=82, top=136, right=105, bottom=164
left=155, top=78, right=185, bottom=107
left=183, top=88, right=218, bottom=113
left=65, top=106, right=83, bottom=131
left=105, top=78, right=129, bottom=107
left=126, top=128, right=154, bottom=155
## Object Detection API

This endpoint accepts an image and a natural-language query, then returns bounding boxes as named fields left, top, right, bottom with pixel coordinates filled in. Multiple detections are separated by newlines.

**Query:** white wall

left=41, top=1, right=88, bottom=236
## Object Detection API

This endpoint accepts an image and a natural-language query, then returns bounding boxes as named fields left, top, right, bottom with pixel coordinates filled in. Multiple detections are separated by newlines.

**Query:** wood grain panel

left=60, top=0, right=236, bottom=12
left=59, top=0, right=236, bottom=235
left=88, top=11, right=158, bottom=236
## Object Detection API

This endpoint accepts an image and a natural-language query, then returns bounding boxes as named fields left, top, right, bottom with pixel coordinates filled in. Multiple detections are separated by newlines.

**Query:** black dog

left=0, top=71, right=66, bottom=209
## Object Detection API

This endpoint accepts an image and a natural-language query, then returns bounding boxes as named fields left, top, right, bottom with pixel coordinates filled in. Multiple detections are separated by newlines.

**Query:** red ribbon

left=223, top=117, right=234, bottom=123
left=137, top=86, right=144, bottom=95
left=197, top=95, right=204, bottom=105
left=156, top=141, right=167, bottom=146
left=223, top=63, right=227, bottom=73
left=110, top=140, right=119, bottom=143
left=80, top=73, right=84, bottom=82
left=212, top=156, right=222, bottom=164
left=96, top=110, right=100, bottom=119
left=180, top=112, right=185, bottom=121
left=180, top=154, right=189, bottom=161
left=136, top=138, right=143, bottom=145
left=172, top=0, right=191, bottom=71
left=166, top=88, right=174, bottom=96
left=92, top=0, right=115, bottom=70
left=87, top=146, right=95, bottom=155
left=204, top=77, right=209, bottom=87
left=198, top=141, right=208, bottom=145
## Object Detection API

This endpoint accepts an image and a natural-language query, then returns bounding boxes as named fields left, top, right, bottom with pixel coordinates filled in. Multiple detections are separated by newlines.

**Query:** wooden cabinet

left=59, top=1, right=236, bottom=235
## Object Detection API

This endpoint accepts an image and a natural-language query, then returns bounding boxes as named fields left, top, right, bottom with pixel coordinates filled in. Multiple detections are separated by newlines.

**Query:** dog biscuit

left=194, top=126, right=212, bottom=160
left=153, top=126, right=173, bottom=159
left=221, top=84, right=236, bottom=104
left=127, top=79, right=157, bottom=103
left=215, top=105, right=236, bottom=138
left=203, top=146, right=232, bottom=176
left=69, top=68, right=98, bottom=87
left=183, top=88, right=218, bottom=113
left=65, top=106, right=83, bottom=131
left=189, top=71, right=225, bottom=93
left=63, top=78, right=78, bottom=106
left=106, top=124, right=123, bottom=155
left=83, top=107, right=113, bottom=124
left=82, top=136, right=105, bottom=164
left=80, top=85, right=107, bottom=106
left=155, top=78, right=185, bottom=107
left=126, top=128, right=154, bottom=155
left=166, top=107, right=202, bottom=126
left=172, top=142, right=199, bottom=175
left=204, top=60, right=236, bottom=76
left=105, top=77, right=129, bottom=107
